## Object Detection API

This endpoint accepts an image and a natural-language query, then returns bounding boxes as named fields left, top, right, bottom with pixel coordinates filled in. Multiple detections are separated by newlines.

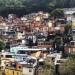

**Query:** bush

left=59, top=56, right=75, bottom=75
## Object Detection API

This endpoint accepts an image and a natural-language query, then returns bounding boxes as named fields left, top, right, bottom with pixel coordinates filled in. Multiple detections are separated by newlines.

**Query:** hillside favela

left=0, top=0, right=75, bottom=75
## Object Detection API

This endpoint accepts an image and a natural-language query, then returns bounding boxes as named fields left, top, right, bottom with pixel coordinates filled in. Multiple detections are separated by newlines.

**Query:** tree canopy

left=0, top=39, right=5, bottom=51
left=0, top=0, right=74, bottom=16
left=51, top=9, right=64, bottom=18
left=59, top=56, right=75, bottom=75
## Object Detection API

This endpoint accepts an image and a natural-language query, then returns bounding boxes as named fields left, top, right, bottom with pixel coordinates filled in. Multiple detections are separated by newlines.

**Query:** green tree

left=0, top=0, right=75, bottom=16
left=64, top=23, right=72, bottom=35
left=63, top=23, right=72, bottom=44
left=43, top=57, right=55, bottom=75
left=51, top=8, right=64, bottom=18
left=59, top=56, right=75, bottom=75
left=72, top=13, right=75, bottom=17
left=53, top=35, right=62, bottom=52
left=0, top=39, right=5, bottom=51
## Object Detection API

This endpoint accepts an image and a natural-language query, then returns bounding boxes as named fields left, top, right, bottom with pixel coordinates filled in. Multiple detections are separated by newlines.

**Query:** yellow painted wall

left=9, top=69, right=14, bottom=75
left=5, top=69, right=9, bottom=75
left=14, top=70, right=22, bottom=75
left=5, top=68, right=22, bottom=75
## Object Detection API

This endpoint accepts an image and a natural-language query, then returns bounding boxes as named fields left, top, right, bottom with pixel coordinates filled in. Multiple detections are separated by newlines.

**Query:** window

left=1, top=55, right=3, bottom=57
left=17, top=50, right=26, bottom=54
left=11, top=62, right=16, bottom=68
left=72, top=30, right=75, bottom=33
left=5, top=55, right=12, bottom=58
left=29, top=69, right=32, bottom=72
left=71, top=42, right=74, bottom=45
left=23, top=57, right=27, bottom=61
left=18, top=66, right=21, bottom=69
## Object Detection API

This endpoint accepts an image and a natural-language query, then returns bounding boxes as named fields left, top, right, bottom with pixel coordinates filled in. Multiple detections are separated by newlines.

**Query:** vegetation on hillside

left=0, top=0, right=74, bottom=16
left=59, top=55, right=75, bottom=75
left=0, top=37, right=5, bottom=51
